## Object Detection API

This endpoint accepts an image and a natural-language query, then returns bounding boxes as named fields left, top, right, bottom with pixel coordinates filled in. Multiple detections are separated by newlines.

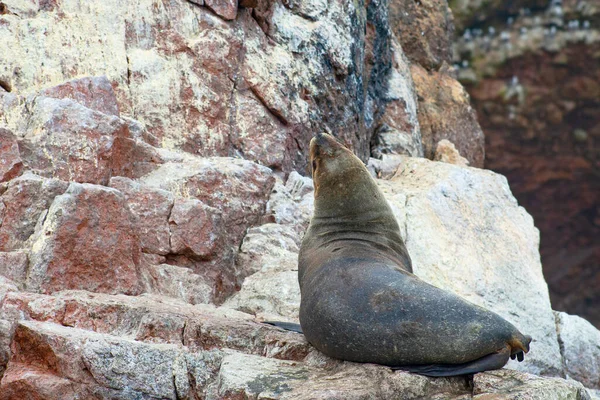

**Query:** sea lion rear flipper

left=262, top=321, right=303, bottom=334
left=392, top=346, right=511, bottom=377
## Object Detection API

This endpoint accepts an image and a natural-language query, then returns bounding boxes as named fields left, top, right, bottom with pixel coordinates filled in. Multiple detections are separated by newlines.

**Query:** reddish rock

left=411, top=64, right=485, bottom=167
left=26, top=183, right=142, bottom=296
left=109, top=177, right=173, bottom=255
left=17, top=97, right=133, bottom=185
left=0, top=252, right=27, bottom=288
left=139, top=157, right=275, bottom=300
left=204, top=0, right=238, bottom=20
left=169, top=198, right=223, bottom=259
left=0, top=129, right=22, bottom=183
left=389, top=0, right=454, bottom=69
left=0, top=291, right=309, bottom=360
left=0, top=173, right=68, bottom=252
left=38, top=76, right=120, bottom=116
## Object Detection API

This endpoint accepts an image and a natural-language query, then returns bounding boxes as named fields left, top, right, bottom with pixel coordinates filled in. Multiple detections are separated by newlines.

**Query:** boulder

left=0, top=129, right=22, bottom=183
left=13, top=96, right=132, bottom=185
left=0, top=173, right=69, bottom=252
left=555, top=311, right=600, bottom=389
left=27, top=183, right=143, bottom=296
left=389, top=158, right=562, bottom=376
left=38, top=76, right=120, bottom=116
left=109, top=177, right=173, bottom=256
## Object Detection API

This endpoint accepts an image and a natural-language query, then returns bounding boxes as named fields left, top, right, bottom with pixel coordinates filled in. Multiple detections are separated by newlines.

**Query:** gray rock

left=555, top=311, right=600, bottom=389
left=473, top=369, right=592, bottom=400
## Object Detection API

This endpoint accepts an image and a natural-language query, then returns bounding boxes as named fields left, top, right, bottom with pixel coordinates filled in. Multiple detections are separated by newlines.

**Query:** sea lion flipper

left=392, top=346, right=511, bottom=377
left=262, top=321, right=303, bottom=334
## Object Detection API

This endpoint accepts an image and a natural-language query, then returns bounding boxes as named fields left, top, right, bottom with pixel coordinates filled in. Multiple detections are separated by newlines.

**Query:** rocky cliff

left=452, top=0, right=600, bottom=328
left=0, top=0, right=599, bottom=399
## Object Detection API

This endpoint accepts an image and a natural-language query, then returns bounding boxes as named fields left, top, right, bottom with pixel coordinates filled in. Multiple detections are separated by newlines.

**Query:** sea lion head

left=309, top=133, right=368, bottom=197
left=308, top=132, right=387, bottom=219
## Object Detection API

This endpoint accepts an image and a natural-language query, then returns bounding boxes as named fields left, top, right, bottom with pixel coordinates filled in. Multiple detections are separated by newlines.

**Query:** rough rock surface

left=0, top=0, right=420, bottom=171
left=0, top=128, right=22, bottom=183
left=411, top=64, right=485, bottom=167
left=555, top=311, right=600, bottom=389
left=1, top=0, right=599, bottom=398
left=453, top=1, right=600, bottom=327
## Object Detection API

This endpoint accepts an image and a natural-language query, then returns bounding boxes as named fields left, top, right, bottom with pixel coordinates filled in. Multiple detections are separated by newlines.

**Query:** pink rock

left=169, top=198, right=223, bottom=258
left=0, top=252, right=28, bottom=288
left=204, top=0, right=238, bottom=21
left=27, top=183, right=142, bottom=296
left=109, top=177, right=173, bottom=255
left=139, top=157, right=275, bottom=300
left=38, top=76, right=120, bottom=116
left=0, top=173, right=68, bottom=252
left=18, top=97, right=132, bottom=185
left=0, top=129, right=22, bottom=183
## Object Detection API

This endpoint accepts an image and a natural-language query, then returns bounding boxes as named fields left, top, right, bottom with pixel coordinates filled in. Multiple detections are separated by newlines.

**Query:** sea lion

left=292, top=132, right=531, bottom=376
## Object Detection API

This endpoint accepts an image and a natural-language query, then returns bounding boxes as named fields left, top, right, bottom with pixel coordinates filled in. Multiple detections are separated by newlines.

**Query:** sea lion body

left=297, top=133, right=531, bottom=376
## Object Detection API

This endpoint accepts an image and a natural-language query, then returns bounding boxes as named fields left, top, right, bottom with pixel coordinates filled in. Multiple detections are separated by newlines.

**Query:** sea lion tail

left=508, top=332, right=532, bottom=362
left=393, top=346, right=511, bottom=377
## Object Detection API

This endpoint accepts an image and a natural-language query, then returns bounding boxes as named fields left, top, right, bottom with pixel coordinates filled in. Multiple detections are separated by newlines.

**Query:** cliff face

left=0, top=0, right=599, bottom=398
left=453, top=0, right=600, bottom=328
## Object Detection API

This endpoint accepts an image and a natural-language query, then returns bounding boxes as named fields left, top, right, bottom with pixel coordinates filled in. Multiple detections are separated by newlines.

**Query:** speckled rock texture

left=0, top=0, right=598, bottom=398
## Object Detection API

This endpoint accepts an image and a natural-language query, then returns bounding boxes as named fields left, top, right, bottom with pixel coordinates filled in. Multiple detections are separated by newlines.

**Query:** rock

left=204, top=0, right=238, bottom=20
left=0, top=128, right=22, bottom=183
left=411, top=64, right=485, bottom=167
left=141, top=263, right=213, bottom=305
left=210, top=350, right=309, bottom=399
left=367, top=154, right=405, bottom=179
left=0, top=172, right=68, bottom=252
left=472, top=369, right=592, bottom=400
left=453, top=7, right=600, bottom=326
left=0, top=290, right=309, bottom=359
left=371, top=39, right=423, bottom=159
left=236, top=223, right=300, bottom=273
left=389, top=157, right=563, bottom=376
left=9, top=96, right=132, bottom=184
left=434, top=139, right=470, bottom=166
left=109, top=177, right=173, bottom=256
left=0, top=320, right=223, bottom=400
left=225, top=223, right=301, bottom=320
left=38, top=76, right=120, bottom=116
left=139, top=156, right=275, bottom=301
left=0, top=319, right=15, bottom=381
left=265, top=172, right=314, bottom=236
left=225, top=268, right=300, bottom=322
left=169, top=198, right=223, bottom=259
left=0, top=252, right=28, bottom=288
left=27, top=183, right=142, bottom=296
left=555, top=311, right=600, bottom=389
left=389, top=0, right=454, bottom=69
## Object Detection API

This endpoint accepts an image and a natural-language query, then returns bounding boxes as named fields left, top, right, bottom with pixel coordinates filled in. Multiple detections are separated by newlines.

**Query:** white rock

left=389, top=158, right=562, bottom=376
left=555, top=311, right=600, bottom=389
